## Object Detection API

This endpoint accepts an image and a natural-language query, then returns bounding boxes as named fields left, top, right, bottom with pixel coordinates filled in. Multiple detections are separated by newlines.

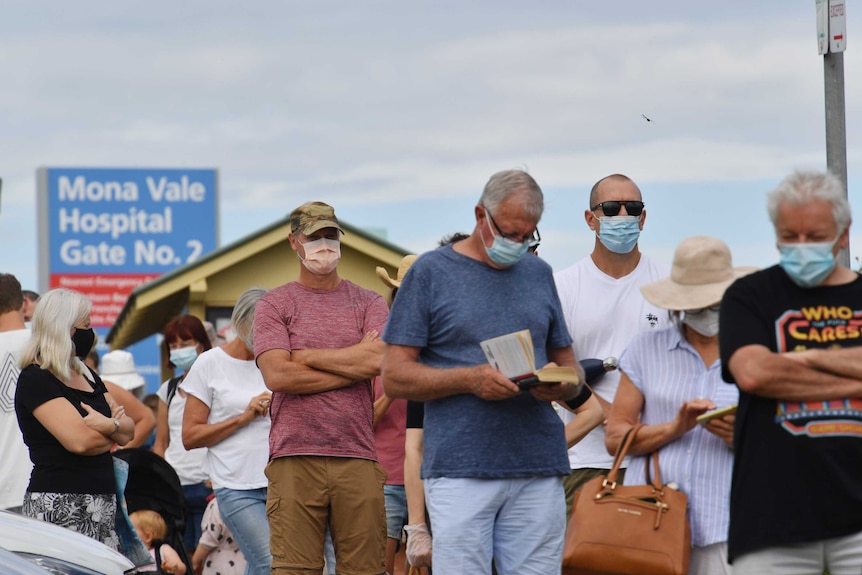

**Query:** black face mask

left=72, top=327, right=95, bottom=359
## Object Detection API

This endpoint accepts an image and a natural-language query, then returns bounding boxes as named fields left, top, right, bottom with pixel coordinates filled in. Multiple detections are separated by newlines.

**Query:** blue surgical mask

left=485, top=236, right=530, bottom=267
left=170, top=345, right=199, bottom=372
left=778, top=235, right=840, bottom=288
left=598, top=216, right=641, bottom=254
left=482, top=213, right=531, bottom=267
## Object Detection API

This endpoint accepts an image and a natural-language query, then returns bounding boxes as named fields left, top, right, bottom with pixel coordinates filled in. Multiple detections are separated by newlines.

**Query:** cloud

left=1, top=1, right=859, bottom=289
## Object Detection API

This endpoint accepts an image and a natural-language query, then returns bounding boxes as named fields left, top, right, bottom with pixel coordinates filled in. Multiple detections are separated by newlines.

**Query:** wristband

left=110, top=418, right=120, bottom=437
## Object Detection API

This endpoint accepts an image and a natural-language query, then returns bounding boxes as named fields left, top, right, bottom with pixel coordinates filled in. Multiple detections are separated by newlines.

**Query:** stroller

left=114, top=448, right=195, bottom=575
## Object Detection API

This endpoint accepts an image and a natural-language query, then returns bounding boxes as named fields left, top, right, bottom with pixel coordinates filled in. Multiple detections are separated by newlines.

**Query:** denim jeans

left=215, top=487, right=271, bottom=575
left=182, top=481, right=213, bottom=553
left=425, top=476, right=565, bottom=575
left=323, top=525, right=336, bottom=575
left=383, top=484, right=408, bottom=540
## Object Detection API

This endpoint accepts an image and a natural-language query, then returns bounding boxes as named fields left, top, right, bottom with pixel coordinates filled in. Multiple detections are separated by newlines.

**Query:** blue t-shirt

left=383, top=244, right=573, bottom=479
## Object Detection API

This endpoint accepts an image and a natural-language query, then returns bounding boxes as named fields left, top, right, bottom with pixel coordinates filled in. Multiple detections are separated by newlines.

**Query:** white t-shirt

left=157, top=377, right=209, bottom=485
left=0, top=328, right=32, bottom=509
left=180, top=347, right=270, bottom=490
left=554, top=253, right=669, bottom=469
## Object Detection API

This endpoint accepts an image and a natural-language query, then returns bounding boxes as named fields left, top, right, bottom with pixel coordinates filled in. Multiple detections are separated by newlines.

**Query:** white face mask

left=298, top=237, right=341, bottom=275
left=682, top=308, right=720, bottom=337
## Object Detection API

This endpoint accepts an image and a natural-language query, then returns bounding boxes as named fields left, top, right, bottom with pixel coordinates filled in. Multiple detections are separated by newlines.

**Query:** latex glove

left=404, top=523, right=432, bottom=567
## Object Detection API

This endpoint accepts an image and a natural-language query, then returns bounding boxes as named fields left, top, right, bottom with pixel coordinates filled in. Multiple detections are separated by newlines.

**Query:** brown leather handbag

left=562, top=424, right=691, bottom=575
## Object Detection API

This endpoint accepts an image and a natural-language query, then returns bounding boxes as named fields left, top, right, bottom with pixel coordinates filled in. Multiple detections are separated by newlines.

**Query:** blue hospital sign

left=37, top=167, right=219, bottom=393
left=44, top=168, right=217, bottom=274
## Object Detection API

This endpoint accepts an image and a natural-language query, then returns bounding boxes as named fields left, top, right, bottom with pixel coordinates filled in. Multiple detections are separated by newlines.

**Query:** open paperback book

left=479, top=329, right=580, bottom=389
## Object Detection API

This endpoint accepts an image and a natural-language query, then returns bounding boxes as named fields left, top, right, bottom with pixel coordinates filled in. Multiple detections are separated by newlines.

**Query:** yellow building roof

left=106, top=214, right=409, bottom=349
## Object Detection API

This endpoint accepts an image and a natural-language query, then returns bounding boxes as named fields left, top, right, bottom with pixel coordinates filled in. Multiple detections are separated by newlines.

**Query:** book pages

left=479, top=329, right=535, bottom=379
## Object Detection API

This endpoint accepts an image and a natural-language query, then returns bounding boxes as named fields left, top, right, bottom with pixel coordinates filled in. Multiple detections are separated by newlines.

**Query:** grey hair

left=232, top=287, right=269, bottom=352
left=767, top=170, right=851, bottom=231
left=479, top=170, right=544, bottom=220
left=19, top=288, right=91, bottom=381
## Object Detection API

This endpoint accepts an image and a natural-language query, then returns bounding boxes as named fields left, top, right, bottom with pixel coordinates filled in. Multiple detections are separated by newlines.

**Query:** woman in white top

left=153, top=314, right=213, bottom=553
left=181, top=287, right=272, bottom=575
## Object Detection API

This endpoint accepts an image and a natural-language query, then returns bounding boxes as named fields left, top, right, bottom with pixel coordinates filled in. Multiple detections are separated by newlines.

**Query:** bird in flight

left=641, top=114, right=653, bottom=123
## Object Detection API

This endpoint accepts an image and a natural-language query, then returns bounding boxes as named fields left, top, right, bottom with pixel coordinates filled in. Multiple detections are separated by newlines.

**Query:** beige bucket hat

left=641, top=236, right=757, bottom=311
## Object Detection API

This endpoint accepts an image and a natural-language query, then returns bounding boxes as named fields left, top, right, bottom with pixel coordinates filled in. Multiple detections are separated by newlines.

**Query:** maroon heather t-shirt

left=254, top=279, right=388, bottom=461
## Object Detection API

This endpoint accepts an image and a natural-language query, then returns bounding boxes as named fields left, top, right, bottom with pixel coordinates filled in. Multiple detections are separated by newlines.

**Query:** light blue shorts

left=425, top=476, right=565, bottom=574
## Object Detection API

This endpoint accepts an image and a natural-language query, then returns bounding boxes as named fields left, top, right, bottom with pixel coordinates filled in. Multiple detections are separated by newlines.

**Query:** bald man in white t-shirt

left=554, top=174, right=669, bottom=517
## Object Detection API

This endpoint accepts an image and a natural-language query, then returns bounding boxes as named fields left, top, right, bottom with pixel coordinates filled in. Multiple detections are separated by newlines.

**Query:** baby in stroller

left=130, top=510, right=187, bottom=575
left=114, top=448, right=195, bottom=575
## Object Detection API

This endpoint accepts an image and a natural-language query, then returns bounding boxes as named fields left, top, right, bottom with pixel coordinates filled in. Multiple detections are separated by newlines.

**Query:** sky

left=2, top=1, right=861, bottom=292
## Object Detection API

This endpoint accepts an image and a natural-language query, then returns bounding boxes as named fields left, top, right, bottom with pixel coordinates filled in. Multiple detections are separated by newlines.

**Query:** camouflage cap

left=289, top=201, right=344, bottom=236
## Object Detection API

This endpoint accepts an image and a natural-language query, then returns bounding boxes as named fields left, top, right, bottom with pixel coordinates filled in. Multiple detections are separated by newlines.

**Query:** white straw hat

left=640, top=236, right=757, bottom=311
left=100, top=350, right=146, bottom=392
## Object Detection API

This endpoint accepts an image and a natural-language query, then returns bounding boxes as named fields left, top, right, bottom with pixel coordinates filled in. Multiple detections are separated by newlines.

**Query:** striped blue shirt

left=619, top=326, right=737, bottom=547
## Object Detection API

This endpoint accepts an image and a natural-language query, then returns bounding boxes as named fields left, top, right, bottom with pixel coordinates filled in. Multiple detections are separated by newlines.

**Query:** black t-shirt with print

left=15, top=364, right=114, bottom=494
left=719, top=265, right=862, bottom=562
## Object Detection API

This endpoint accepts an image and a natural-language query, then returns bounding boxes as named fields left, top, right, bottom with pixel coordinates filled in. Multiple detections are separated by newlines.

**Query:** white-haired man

left=720, top=170, right=862, bottom=573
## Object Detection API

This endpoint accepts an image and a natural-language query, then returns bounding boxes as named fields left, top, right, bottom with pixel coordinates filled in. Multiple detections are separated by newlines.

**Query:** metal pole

left=824, top=51, right=850, bottom=266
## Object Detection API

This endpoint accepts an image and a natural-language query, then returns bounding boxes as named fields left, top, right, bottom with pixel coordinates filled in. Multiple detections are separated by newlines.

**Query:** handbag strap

left=644, top=450, right=662, bottom=490
left=605, top=423, right=644, bottom=486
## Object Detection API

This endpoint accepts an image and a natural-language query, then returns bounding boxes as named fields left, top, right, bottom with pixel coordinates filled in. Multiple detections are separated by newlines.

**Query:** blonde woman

left=14, top=288, right=135, bottom=549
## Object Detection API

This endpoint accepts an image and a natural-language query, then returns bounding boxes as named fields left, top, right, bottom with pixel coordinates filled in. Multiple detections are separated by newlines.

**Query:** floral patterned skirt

left=23, top=491, right=121, bottom=552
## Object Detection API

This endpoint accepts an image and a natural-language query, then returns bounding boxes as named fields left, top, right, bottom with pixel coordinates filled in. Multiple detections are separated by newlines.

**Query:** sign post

left=818, top=0, right=849, bottom=266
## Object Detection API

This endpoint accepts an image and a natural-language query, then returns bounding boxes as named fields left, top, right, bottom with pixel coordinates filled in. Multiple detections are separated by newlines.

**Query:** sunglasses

left=590, top=200, right=645, bottom=217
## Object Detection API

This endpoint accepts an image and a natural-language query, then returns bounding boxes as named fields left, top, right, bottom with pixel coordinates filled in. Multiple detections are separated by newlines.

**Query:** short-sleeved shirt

left=254, top=279, right=389, bottom=461
left=621, top=326, right=736, bottom=547
left=719, top=265, right=862, bottom=561
left=199, top=497, right=246, bottom=575
left=554, top=253, right=669, bottom=470
left=156, top=378, right=209, bottom=486
left=373, top=377, right=406, bottom=485
left=382, top=245, right=574, bottom=479
left=14, top=364, right=114, bottom=494
left=0, top=328, right=33, bottom=509
left=180, top=347, right=271, bottom=490
left=406, top=401, right=424, bottom=430
left=404, top=392, right=593, bottom=428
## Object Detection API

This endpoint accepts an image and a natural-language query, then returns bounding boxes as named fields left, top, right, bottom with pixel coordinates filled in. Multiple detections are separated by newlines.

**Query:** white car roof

left=0, top=510, right=134, bottom=575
